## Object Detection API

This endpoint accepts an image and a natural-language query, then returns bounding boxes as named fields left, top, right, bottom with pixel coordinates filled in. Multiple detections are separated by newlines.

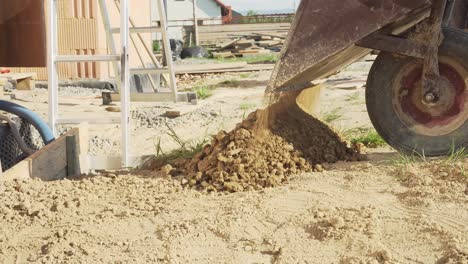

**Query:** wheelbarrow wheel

left=366, top=27, right=468, bottom=156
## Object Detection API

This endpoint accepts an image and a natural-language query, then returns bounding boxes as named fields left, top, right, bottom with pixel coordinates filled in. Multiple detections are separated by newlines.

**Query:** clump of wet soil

left=160, top=95, right=361, bottom=192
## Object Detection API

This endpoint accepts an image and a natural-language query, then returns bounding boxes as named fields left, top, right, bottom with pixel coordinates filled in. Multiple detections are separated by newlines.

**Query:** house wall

left=9, top=0, right=101, bottom=80
left=8, top=0, right=218, bottom=80
left=9, top=0, right=154, bottom=80
left=151, top=0, right=222, bottom=40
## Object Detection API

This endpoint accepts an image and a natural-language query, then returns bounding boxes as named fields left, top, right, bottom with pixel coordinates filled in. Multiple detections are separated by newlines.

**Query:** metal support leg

left=120, top=0, right=130, bottom=167
left=98, top=0, right=121, bottom=81
left=47, top=0, right=58, bottom=137
left=422, top=0, right=448, bottom=104
left=157, top=0, right=179, bottom=102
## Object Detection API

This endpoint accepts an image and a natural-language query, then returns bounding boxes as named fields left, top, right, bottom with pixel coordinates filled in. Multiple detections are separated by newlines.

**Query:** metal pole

left=98, top=0, right=120, bottom=80
left=158, top=0, right=179, bottom=102
left=47, top=0, right=58, bottom=137
left=120, top=0, right=130, bottom=167
left=113, top=0, right=160, bottom=92
left=193, top=0, right=199, bottom=46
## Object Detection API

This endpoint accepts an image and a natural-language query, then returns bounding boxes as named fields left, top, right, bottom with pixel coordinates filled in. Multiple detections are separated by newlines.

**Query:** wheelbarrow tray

left=268, top=0, right=433, bottom=93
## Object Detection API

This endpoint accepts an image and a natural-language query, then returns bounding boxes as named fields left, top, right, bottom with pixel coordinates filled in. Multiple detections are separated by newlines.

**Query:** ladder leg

left=120, top=0, right=130, bottom=167
left=47, top=0, right=58, bottom=137
left=98, top=0, right=121, bottom=86
left=113, top=0, right=159, bottom=92
left=157, top=0, right=178, bottom=102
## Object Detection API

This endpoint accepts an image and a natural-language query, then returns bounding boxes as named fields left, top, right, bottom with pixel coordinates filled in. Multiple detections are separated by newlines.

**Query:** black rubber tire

left=366, top=27, right=468, bottom=156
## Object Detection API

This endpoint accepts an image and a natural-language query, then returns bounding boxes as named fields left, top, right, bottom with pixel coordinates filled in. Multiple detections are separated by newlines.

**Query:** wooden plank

left=175, top=62, right=247, bottom=73
left=16, top=78, right=35, bottom=90
left=3, top=135, right=67, bottom=181
left=216, top=38, right=240, bottom=49
left=198, top=23, right=291, bottom=33
left=198, top=22, right=291, bottom=45
left=177, top=64, right=275, bottom=74
left=1, top=126, right=88, bottom=181
left=0, top=73, right=37, bottom=80
left=236, top=39, right=255, bottom=45
left=252, top=33, right=288, bottom=40
left=199, top=29, right=290, bottom=45
left=212, top=52, right=236, bottom=59
left=66, top=135, right=78, bottom=176
left=238, top=49, right=271, bottom=54
left=257, top=40, right=282, bottom=47
left=0, top=73, right=37, bottom=90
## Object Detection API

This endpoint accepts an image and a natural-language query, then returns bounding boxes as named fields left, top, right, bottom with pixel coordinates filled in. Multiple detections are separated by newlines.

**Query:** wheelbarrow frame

left=268, top=0, right=462, bottom=105
left=357, top=0, right=456, bottom=105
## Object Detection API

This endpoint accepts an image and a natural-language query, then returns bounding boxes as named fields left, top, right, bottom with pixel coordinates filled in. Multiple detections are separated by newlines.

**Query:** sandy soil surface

left=1, top=57, right=467, bottom=263
left=1, top=159, right=466, bottom=263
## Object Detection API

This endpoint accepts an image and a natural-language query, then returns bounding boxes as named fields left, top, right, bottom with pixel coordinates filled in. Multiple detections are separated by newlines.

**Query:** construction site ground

left=0, top=57, right=467, bottom=263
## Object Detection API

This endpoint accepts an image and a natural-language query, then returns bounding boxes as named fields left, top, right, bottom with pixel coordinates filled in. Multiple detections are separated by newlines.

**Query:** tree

left=246, top=10, right=258, bottom=16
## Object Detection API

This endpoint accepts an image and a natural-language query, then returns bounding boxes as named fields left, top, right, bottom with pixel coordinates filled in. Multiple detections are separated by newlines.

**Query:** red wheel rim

left=393, top=57, right=468, bottom=136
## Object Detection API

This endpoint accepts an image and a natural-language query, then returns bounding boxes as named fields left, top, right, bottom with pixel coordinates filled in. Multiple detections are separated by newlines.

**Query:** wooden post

left=193, top=0, right=199, bottom=46
left=66, top=135, right=77, bottom=176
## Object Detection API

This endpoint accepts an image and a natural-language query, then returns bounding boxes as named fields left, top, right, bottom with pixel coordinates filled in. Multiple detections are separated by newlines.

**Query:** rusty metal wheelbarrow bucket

left=268, top=0, right=433, bottom=93
left=269, top=0, right=468, bottom=157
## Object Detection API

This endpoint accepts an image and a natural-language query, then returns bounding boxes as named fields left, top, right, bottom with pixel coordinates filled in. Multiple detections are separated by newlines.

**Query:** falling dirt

left=158, top=92, right=361, bottom=192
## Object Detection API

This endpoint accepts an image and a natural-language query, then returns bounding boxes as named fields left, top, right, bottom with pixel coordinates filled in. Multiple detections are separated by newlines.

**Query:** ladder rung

left=56, top=117, right=120, bottom=125
left=110, top=92, right=195, bottom=102
left=110, top=26, right=162, bottom=34
left=130, top=68, right=169, bottom=74
left=55, top=55, right=121, bottom=63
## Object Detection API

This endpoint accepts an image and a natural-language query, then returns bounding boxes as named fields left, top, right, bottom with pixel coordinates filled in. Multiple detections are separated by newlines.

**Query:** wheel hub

left=393, top=57, right=467, bottom=136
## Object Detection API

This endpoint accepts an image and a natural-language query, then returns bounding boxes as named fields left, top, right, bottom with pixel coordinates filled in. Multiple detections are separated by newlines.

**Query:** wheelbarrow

left=268, top=0, right=467, bottom=156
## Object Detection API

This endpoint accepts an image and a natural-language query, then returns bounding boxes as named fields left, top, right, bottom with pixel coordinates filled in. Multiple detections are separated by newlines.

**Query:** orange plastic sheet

left=0, top=0, right=46, bottom=67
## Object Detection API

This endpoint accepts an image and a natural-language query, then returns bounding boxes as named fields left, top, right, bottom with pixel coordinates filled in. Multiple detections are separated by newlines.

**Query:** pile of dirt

left=162, top=95, right=361, bottom=192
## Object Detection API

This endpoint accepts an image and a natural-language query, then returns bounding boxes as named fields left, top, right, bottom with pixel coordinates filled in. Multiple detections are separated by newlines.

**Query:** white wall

left=151, top=0, right=222, bottom=39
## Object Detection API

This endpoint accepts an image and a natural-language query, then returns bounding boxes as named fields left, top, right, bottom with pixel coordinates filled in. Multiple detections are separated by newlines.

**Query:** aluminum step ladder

left=100, top=0, right=180, bottom=99
left=48, top=0, right=194, bottom=168
left=48, top=0, right=130, bottom=167
left=102, top=0, right=196, bottom=103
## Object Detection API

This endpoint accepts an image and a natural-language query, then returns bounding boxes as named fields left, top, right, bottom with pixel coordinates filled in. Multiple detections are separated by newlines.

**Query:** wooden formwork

left=1, top=125, right=89, bottom=181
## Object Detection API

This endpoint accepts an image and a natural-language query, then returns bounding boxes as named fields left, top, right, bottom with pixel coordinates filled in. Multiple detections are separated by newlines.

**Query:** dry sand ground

left=1, top=57, right=467, bottom=263
left=1, top=159, right=466, bottom=263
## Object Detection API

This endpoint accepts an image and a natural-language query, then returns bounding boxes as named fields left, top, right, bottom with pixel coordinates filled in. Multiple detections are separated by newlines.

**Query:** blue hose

left=0, top=100, right=55, bottom=145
